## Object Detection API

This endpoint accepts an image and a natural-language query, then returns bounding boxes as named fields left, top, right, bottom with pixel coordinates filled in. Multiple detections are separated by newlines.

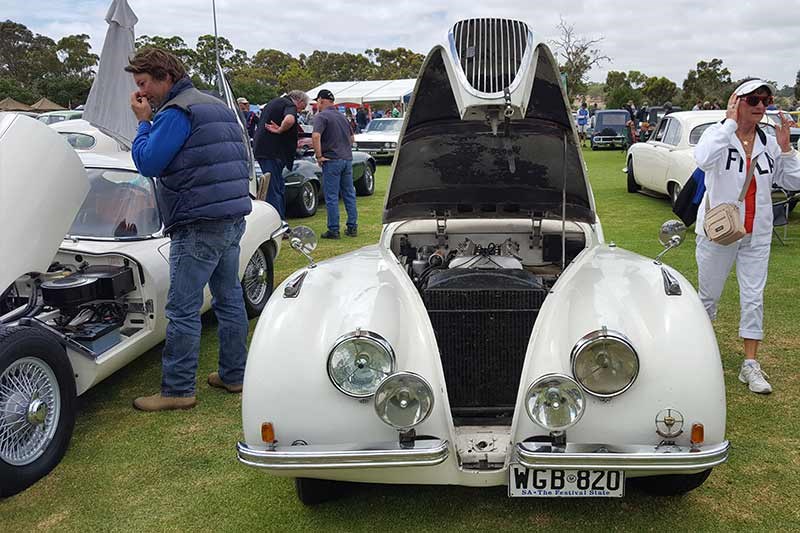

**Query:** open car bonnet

left=0, top=114, right=89, bottom=291
left=384, top=18, right=595, bottom=224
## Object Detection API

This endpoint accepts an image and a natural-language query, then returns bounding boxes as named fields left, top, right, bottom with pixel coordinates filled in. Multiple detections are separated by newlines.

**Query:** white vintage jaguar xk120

left=237, top=18, right=729, bottom=504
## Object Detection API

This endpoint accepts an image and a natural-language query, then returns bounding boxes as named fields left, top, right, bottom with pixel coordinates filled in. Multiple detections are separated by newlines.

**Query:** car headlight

left=327, top=330, right=395, bottom=398
left=374, top=372, right=434, bottom=429
left=389, top=142, right=397, bottom=148
left=571, top=329, right=639, bottom=397
left=525, top=374, right=585, bottom=431
left=384, top=142, right=392, bottom=148
left=352, top=143, right=358, bottom=150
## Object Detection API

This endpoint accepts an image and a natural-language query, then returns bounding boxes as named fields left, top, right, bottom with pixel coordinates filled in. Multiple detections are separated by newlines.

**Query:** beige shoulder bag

left=703, top=155, right=757, bottom=245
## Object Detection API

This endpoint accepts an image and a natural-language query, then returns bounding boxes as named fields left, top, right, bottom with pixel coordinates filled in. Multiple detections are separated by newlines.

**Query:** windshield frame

left=65, top=166, right=165, bottom=242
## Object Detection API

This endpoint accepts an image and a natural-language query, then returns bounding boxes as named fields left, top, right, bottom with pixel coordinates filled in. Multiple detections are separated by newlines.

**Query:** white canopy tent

left=304, top=79, right=416, bottom=105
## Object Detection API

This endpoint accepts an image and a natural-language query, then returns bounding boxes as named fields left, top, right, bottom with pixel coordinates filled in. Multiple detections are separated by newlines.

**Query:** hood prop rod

left=561, top=131, right=567, bottom=271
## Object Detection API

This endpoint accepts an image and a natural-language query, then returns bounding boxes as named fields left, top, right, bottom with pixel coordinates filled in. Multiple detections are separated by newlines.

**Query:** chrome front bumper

left=237, top=439, right=728, bottom=473
left=237, top=439, right=449, bottom=470
left=516, top=441, right=730, bottom=472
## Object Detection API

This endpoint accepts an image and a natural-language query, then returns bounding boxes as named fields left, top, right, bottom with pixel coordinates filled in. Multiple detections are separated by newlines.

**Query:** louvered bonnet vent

left=449, top=18, right=533, bottom=96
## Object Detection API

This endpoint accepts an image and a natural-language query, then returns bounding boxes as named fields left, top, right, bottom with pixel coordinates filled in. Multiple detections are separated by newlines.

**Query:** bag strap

left=704, top=153, right=758, bottom=210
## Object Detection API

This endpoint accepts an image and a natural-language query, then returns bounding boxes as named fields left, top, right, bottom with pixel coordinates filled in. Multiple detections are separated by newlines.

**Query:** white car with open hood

left=237, top=18, right=729, bottom=504
left=0, top=114, right=285, bottom=497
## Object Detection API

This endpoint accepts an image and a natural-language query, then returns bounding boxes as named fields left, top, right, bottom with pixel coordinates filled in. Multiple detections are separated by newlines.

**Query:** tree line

left=0, top=19, right=424, bottom=107
left=2, top=18, right=798, bottom=110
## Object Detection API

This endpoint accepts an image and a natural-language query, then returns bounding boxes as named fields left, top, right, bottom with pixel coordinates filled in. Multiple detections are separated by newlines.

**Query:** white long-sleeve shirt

left=694, top=119, right=800, bottom=245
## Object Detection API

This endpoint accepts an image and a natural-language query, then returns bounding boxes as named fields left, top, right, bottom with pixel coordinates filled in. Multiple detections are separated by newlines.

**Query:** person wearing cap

left=312, top=89, right=357, bottom=239
left=237, top=96, right=258, bottom=141
left=694, top=78, right=800, bottom=394
left=253, top=90, right=310, bottom=219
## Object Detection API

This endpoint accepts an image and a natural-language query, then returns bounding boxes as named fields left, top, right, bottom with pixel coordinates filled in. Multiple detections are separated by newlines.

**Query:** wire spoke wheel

left=302, top=182, right=317, bottom=212
left=243, top=247, right=269, bottom=307
left=0, top=357, right=61, bottom=466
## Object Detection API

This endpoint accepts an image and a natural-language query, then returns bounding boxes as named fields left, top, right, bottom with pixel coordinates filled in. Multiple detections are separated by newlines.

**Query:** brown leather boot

left=133, top=393, right=197, bottom=412
left=207, top=372, right=243, bottom=393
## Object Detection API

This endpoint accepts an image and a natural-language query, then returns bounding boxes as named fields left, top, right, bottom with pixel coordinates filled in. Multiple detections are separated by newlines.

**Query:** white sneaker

left=738, top=360, right=772, bottom=394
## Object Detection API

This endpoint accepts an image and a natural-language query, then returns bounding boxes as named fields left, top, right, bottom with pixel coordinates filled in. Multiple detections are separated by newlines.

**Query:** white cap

left=734, top=79, right=776, bottom=97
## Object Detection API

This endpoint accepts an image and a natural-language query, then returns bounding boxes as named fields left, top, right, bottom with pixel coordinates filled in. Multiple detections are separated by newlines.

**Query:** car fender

left=512, top=244, right=726, bottom=448
left=242, top=245, right=453, bottom=448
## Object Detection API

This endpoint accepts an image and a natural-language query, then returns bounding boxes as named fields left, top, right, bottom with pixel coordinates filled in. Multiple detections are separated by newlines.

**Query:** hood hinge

left=529, top=213, right=543, bottom=249
left=433, top=210, right=449, bottom=249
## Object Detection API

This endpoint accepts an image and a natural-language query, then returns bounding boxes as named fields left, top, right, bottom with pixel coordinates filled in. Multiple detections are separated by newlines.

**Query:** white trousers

left=695, top=234, right=771, bottom=340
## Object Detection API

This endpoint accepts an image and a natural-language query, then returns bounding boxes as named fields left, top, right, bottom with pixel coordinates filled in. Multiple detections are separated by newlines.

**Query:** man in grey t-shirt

left=312, top=89, right=357, bottom=238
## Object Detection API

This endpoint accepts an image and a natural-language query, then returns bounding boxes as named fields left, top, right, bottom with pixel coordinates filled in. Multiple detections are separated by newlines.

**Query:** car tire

left=242, top=244, right=274, bottom=319
left=669, top=182, right=682, bottom=208
left=631, top=468, right=713, bottom=496
left=591, top=144, right=598, bottom=151
left=292, top=181, right=318, bottom=218
left=354, top=164, right=375, bottom=196
left=295, top=477, right=343, bottom=506
left=627, top=158, right=640, bottom=193
left=0, top=326, right=76, bottom=497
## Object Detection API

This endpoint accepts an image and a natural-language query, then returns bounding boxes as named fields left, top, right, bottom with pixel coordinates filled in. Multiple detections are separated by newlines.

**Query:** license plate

left=508, top=465, right=624, bottom=497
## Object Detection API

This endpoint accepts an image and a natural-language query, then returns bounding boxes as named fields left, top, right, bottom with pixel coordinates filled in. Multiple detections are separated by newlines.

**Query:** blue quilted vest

left=156, top=78, right=251, bottom=232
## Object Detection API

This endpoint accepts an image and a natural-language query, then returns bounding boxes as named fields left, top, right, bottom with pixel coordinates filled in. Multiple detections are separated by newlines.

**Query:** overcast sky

left=4, top=0, right=800, bottom=87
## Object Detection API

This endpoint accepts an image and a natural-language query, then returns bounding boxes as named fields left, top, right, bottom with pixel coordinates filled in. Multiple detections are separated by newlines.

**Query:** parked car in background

left=626, top=110, right=783, bottom=206
left=353, top=118, right=402, bottom=160
left=49, top=119, right=128, bottom=154
left=0, top=114, right=286, bottom=497
left=590, top=110, right=630, bottom=149
left=255, top=150, right=376, bottom=218
left=37, top=110, right=83, bottom=125
left=238, top=18, right=729, bottom=505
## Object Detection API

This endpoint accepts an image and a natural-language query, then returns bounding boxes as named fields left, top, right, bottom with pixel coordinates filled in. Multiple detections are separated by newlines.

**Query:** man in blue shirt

left=577, top=102, right=589, bottom=147
left=126, top=48, right=252, bottom=412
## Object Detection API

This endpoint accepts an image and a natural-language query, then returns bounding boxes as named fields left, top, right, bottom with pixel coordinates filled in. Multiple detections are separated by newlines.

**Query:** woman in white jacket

left=694, top=79, right=800, bottom=394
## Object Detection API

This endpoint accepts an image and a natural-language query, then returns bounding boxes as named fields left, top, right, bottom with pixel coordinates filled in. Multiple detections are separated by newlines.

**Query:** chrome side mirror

left=654, top=219, right=687, bottom=264
left=290, top=225, right=318, bottom=268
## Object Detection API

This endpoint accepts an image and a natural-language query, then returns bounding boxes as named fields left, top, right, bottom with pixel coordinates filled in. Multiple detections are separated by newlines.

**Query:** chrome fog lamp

left=327, top=330, right=395, bottom=398
left=374, top=372, right=434, bottom=429
left=525, top=374, right=585, bottom=431
left=572, top=329, right=639, bottom=397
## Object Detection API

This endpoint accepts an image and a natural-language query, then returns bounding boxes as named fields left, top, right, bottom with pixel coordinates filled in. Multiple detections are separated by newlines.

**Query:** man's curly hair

left=125, top=48, right=186, bottom=82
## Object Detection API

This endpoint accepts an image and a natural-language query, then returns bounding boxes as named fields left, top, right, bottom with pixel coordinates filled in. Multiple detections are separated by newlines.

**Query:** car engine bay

left=391, top=222, right=587, bottom=426
left=1, top=255, right=148, bottom=358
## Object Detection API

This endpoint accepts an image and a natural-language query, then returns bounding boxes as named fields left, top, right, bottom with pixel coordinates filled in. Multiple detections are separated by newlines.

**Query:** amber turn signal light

left=261, top=422, right=276, bottom=444
left=690, top=423, right=704, bottom=445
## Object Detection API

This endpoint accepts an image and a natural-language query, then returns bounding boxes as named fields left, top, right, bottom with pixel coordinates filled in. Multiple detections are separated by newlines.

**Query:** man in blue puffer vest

left=126, top=48, right=252, bottom=411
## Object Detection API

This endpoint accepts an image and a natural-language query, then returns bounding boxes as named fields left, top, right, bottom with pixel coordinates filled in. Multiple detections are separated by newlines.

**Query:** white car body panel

left=49, top=119, right=127, bottom=155
left=0, top=114, right=89, bottom=292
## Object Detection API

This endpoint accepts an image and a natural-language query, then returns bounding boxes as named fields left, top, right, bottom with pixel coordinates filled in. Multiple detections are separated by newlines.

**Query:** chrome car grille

left=450, top=18, right=531, bottom=95
left=356, top=141, right=389, bottom=150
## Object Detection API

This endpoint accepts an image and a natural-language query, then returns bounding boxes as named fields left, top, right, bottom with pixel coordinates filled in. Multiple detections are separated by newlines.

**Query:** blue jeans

left=257, top=158, right=286, bottom=219
left=162, top=218, right=249, bottom=397
left=322, top=159, right=357, bottom=233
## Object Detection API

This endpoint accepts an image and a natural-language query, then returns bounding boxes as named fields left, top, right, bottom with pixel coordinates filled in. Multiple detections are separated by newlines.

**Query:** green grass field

left=2, top=149, right=799, bottom=532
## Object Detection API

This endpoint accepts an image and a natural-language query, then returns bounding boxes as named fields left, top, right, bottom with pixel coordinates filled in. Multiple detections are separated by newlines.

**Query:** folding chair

left=772, top=187, right=794, bottom=245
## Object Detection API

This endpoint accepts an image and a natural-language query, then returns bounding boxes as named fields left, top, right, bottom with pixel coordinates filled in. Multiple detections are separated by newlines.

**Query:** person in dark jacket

left=126, top=48, right=252, bottom=412
left=237, top=96, right=258, bottom=141
left=253, top=90, right=309, bottom=219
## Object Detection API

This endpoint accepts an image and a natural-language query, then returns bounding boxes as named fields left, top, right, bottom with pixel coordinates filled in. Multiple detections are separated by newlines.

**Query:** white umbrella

left=82, top=0, right=138, bottom=148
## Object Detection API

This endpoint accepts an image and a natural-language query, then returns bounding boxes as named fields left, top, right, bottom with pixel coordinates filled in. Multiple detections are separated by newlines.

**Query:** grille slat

left=422, top=269, right=547, bottom=421
left=452, top=18, right=529, bottom=95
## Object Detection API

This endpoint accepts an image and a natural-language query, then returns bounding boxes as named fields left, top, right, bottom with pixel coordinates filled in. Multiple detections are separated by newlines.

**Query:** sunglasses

left=740, top=94, right=773, bottom=107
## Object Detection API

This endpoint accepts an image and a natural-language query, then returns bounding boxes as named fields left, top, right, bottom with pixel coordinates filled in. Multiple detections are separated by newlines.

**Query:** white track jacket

left=695, top=119, right=800, bottom=246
